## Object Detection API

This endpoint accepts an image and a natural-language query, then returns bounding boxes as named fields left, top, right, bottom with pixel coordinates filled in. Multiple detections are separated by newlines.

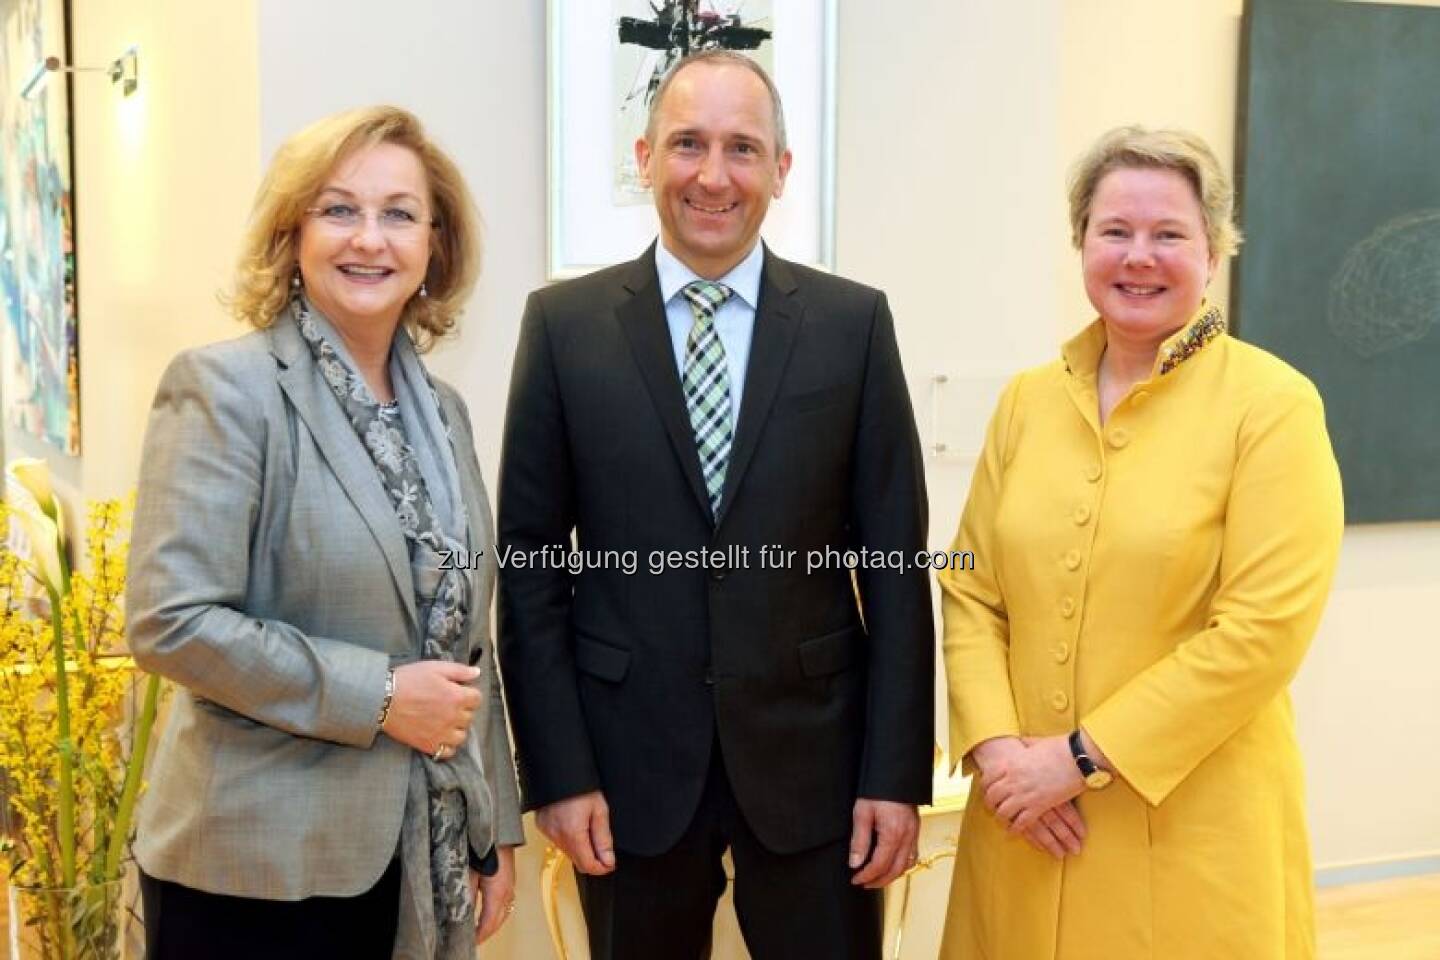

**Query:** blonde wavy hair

left=227, top=105, right=480, bottom=351
left=1067, top=125, right=1242, bottom=259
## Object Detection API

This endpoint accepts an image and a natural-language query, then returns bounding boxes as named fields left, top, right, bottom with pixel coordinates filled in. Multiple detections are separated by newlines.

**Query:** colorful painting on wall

left=0, top=0, right=79, bottom=456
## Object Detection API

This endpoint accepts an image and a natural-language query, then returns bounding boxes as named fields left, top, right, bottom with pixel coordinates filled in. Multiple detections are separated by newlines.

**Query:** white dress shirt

left=655, top=239, right=764, bottom=417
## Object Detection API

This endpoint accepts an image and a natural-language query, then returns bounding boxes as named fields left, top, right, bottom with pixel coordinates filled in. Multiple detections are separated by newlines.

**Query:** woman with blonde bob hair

left=939, top=125, right=1343, bottom=958
left=128, top=105, right=522, bottom=959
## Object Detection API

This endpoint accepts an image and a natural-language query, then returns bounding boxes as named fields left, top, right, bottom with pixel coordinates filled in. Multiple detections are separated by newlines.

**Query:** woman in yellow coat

left=938, top=127, right=1344, bottom=959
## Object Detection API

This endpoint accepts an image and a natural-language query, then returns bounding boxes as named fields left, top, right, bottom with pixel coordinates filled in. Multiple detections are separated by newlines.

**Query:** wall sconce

left=19, top=45, right=139, bottom=100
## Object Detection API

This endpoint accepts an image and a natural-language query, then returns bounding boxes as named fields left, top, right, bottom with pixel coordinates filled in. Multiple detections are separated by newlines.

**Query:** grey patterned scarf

left=295, top=297, right=480, bottom=959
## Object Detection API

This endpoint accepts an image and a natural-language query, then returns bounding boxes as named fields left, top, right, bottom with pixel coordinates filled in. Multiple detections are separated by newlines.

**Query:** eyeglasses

left=304, top=202, right=435, bottom=235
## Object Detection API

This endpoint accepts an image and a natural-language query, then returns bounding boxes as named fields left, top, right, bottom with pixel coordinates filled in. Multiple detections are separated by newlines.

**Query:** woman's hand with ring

left=472, top=846, right=517, bottom=944
left=381, top=661, right=482, bottom=756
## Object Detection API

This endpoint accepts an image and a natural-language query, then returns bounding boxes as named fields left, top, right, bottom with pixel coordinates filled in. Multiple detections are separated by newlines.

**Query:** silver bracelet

left=376, top=667, right=396, bottom=729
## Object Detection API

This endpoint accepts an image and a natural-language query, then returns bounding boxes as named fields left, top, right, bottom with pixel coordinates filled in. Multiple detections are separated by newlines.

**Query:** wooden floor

left=1316, top=873, right=1440, bottom=960
left=2, top=873, right=1437, bottom=957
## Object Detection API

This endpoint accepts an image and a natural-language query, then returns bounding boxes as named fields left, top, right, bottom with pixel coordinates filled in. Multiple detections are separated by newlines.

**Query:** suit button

left=1051, top=691, right=1070, bottom=712
left=1060, top=597, right=1076, bottom=618
left=703, top=667, right=715, bottom=686
left=1054, top=642, right=1071, bottom=664
left=1107, top=427, right=1130, bottom=449
left=1073, top=504, right=1092, bottom=526
left=1084, top=464, right=1102, bottom=483
left=711, top=564, right=727, bottom=582
left=1063, top=549, right=1082, bottom=571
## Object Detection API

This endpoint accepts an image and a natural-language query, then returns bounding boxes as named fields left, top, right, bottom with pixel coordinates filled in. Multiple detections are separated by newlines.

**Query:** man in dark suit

left=499, top=50, right=933, bottom=960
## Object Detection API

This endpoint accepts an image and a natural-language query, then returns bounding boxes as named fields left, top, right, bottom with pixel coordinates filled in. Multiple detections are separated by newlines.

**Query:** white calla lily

left=5, top=458, right=66, bottom=594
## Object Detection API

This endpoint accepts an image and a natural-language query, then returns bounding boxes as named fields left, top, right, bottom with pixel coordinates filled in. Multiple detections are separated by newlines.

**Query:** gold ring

left=504, top=902, right=516, bottom=916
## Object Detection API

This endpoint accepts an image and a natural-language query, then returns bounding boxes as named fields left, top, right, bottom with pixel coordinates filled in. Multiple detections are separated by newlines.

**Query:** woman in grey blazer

left=127, top=106, right=522, bottom=959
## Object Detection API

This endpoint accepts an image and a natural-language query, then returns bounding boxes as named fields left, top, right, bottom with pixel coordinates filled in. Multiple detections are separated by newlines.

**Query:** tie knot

left=682, top=280, right=733, bottom=318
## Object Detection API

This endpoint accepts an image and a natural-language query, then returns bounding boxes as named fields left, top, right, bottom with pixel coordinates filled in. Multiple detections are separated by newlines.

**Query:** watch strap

left=1068, top=728, right=1099, bottom=777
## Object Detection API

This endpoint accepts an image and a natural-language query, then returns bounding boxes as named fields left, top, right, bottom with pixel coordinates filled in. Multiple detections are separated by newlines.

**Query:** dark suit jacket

left=498, top=244, right=933, bottom=856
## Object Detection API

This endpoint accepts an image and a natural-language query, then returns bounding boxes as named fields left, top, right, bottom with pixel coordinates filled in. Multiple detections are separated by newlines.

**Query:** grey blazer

left=127, top=315, right=523, bottom=900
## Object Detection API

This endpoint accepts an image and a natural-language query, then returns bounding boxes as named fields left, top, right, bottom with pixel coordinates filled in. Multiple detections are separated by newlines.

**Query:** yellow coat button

left=1051, top=691, right=1070, bottom=711
left=1084, top=464, right=1102, bottom=482
left=1060, top=597, right=1076, bottom=618
left=1073, top=504, right=1092, bottom=525
left=1054, top=642, right=1071, bottom=663
left=1064, top=549, right=1082, bottom=571
left=1108, top=428, right=1130, bottom=449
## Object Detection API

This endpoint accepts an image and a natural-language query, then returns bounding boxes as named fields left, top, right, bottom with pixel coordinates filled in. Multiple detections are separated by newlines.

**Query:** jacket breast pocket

left=797, top=625, right=864, bottom=678
left=777, top=385, right=848, bottom=416
left=574, top=635, right=632, bottom=683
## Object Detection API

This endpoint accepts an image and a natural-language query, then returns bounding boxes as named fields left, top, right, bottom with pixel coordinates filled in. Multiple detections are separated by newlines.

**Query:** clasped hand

left=381, top=660, right=483, bottom=757
left=973, top=735, right=1087, bottom=859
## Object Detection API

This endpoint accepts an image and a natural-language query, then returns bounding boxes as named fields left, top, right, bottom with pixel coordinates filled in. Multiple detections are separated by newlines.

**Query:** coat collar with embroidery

left=1061, top=302, right=1227, bottom=381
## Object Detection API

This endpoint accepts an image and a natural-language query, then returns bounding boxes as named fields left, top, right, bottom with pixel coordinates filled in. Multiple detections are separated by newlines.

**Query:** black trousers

left=139, top=858, right=401, bottom=960
left=576, top=744, right=882, bottom=960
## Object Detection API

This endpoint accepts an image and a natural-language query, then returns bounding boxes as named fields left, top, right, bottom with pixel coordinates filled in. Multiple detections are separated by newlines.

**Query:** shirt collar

left=1061, top=301, right=1228, bottom=381
left=655, top=239, right=765, bottom=311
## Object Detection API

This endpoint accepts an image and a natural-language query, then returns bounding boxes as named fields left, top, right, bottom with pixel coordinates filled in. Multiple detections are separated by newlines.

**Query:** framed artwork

left=0, top=0, right=79, bottom=455
left=1234, top=0, right=1440, bottom=523
left=548, top=0, right=836, bottom=279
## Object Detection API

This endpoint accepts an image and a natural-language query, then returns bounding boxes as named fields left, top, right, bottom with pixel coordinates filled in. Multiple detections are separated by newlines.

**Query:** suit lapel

left=616, top=246, right=715, bottom=521
left=268, top=320, right=420, bottom=635
left=717, top=250, right=802, bottom=527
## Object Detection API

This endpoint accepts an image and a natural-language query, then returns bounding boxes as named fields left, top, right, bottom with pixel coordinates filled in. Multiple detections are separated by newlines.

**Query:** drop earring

left=418, top=281, right=429, bottom=299
left=291, top=270, right=302, bottom=294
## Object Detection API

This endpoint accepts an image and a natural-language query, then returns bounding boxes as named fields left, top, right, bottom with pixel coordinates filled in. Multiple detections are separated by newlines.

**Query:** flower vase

left=6, top=879, right=124, bottom=960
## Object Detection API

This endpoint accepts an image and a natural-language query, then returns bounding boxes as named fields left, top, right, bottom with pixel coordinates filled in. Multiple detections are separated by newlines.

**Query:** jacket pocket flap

left=574, top=636, right=631, bottom=682
left=780, top=385, right=847, bottom=415
left=798, top=626, right=863, bottom=678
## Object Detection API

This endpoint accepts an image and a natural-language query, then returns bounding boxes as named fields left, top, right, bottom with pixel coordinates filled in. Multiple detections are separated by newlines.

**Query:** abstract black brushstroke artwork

left=611, top=1, right=773, bottom=202
left=617, top=0, right=771, bottom=104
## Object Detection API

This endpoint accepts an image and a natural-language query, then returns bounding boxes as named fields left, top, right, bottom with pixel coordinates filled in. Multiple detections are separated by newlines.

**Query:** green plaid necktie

left=681, top=280, right=735, bottom=518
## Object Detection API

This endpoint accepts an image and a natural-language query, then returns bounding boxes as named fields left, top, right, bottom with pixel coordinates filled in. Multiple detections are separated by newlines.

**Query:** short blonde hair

left=1067, top=125, right=1242, bottom=259
left=227, top=105, right=480, bottom=351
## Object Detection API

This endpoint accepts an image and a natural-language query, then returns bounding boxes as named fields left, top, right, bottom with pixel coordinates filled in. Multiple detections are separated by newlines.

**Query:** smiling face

left=297, top=142, right=432, bottom=335
left=1082, top=166, right=1218, bottom=345
left=635, top=62, right=792, bottom=279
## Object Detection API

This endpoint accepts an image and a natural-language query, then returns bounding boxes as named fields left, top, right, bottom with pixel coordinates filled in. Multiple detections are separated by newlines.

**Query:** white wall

left=6, top=0, right=259, bottom=504
left=257, top=0, right=546, bottom=479
left=45, top=2, right=1439, bottom=954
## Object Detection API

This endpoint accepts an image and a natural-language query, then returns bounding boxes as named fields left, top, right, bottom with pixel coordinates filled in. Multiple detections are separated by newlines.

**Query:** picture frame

left=1, top=0, right=81, bottom=455
left=1234, top=0, right=1440, bottom=523
left=547, top=0, right=836, bottom=280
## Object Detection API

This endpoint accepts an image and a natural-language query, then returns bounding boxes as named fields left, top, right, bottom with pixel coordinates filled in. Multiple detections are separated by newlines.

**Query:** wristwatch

left=1068, top=729, right=1112, bottom=790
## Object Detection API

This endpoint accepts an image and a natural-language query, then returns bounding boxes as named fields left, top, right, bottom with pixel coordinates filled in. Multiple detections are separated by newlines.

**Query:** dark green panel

left=1234, top=0, right=1440, bottom=524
